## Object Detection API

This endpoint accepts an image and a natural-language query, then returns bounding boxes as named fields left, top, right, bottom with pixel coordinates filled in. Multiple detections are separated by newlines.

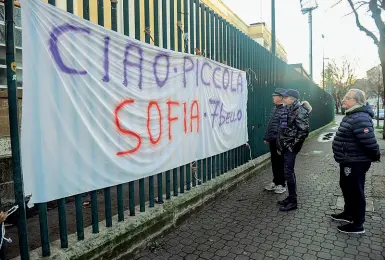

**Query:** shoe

left=279, top=201, right=298, bottom=212
left=330, top=212, right=353, bottom=223
left=277, top=197, right=290, bottom=206
left=274, top=185, right=286, bottom=194
left=265, top=182, right=276, bottom=191
left=337, top=223, right=365, bottom=234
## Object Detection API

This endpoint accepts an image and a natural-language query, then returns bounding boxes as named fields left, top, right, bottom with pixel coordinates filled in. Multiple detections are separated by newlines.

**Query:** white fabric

left=20, top=0, right=248, bottom=204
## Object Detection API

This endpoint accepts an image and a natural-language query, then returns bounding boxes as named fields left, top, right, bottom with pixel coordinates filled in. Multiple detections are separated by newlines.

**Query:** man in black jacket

left=264, top=88, right=286, bottom=194
left=277, top=89, right=311, bottom=212
left=332, top=89, right=380, bottom=234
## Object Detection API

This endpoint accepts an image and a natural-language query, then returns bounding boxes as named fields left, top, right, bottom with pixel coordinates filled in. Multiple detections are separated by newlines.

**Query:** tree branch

left=368, top=0, right=385, bottom=42
left=347, top=0, right=379, bottom=45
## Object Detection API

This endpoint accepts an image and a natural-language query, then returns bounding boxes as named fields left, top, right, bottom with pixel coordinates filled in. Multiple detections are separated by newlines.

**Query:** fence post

left=4, top=0, right=30, bottom=259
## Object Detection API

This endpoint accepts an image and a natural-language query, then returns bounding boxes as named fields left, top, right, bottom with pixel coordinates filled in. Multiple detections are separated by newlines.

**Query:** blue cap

left=282, top=89, right=300, bottom=99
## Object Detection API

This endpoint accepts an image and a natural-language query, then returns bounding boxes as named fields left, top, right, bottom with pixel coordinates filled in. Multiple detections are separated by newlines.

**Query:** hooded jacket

left=264, top=104, right=285, bottom=142
left=332, top=105, right=380, bottom=163
left=277, top=100, right=312, bottom=153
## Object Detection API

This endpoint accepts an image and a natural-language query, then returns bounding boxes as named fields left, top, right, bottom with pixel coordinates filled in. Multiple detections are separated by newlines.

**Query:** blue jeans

left=283, top=149, right=298, bottom=201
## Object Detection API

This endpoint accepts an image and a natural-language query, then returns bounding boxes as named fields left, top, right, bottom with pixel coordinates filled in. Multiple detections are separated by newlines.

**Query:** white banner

left=20, top=0, right=248, bottom=204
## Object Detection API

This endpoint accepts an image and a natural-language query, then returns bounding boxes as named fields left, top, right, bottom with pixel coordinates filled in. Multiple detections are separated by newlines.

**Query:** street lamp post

left=300, top=0, right=318, bottom=81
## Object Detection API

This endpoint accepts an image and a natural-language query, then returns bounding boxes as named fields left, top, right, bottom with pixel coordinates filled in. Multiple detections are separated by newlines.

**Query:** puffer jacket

left=264, top=104, right=285, bottom=142
left=332, top=105, right=380, bottom=163
left=277, top=100, right=311, bottom=152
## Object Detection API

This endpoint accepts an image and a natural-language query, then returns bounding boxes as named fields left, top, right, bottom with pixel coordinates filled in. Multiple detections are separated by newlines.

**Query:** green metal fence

left=4, top=0, right=334, bottom=259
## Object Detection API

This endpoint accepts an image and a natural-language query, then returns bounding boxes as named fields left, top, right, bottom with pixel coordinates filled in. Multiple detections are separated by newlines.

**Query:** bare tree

left=325, top=57, right=358, bottom=114
left=344, top=0, right=385, bottom=136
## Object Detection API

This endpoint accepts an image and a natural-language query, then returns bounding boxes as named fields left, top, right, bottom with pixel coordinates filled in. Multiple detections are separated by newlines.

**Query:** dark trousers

left=340, top=162, right=371, bottom=226
left=269, top=142, right=285, bottom=186
left=0, top=241, right=6, bottom=260
left=283, top=149, right=298, bottom=201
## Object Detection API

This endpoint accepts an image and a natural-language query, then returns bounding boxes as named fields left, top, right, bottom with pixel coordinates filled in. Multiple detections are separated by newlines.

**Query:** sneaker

left=277, top=197, right=290, bottom=206
left=279, top=201, right=298, bottom=212
left=337, top=223, right=365, bottom=234
left=274, top=185, right=286, bottom=194
left=331, top=212, right=353, bottom=223
left=265, top=182, right=276, bottom=191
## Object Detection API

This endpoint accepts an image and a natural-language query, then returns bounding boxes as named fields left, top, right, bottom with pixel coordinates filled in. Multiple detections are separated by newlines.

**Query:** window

left=0, top=4, right=22, bottom=89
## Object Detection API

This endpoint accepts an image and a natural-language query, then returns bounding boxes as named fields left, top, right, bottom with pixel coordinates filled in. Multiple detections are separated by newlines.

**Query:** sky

left=222, top=0, right=380, bottom=84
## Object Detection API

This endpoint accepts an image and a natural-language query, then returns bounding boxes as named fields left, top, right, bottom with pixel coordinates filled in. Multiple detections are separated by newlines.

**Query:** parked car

left=374, top=109, right=384, bottom=120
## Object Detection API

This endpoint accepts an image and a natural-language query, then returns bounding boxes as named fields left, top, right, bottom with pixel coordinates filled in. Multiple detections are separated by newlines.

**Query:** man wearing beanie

left=263, top=88, right=287, bottom=194
left=277, top=89, right=312, bottom=211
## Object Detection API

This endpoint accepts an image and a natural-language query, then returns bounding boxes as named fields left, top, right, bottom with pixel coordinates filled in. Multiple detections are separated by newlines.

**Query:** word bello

left=49, top=23, right=244, bottom=94
left=114, top=99, right=200, bottom=156
left=209, top=98, right=243, bottom=128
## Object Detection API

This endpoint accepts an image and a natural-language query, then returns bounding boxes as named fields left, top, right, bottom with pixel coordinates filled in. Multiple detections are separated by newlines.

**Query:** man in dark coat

left=264, top=88, right=286, bottom=194
left=277, top=89, right=311, bottom=211
left=332, top=89, right=380, bottom=234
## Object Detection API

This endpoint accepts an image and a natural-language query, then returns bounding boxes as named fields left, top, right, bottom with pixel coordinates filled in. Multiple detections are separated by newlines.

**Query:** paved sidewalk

left=131, top=118, right=385, bottom=260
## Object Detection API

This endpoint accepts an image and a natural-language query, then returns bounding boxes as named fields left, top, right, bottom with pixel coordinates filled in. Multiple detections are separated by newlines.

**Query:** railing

left=3, top=0, right=334, bottom=259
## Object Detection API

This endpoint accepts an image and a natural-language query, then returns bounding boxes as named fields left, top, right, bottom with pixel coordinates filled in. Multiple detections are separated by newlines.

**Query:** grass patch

left=376, top=125, right=384, bottom=129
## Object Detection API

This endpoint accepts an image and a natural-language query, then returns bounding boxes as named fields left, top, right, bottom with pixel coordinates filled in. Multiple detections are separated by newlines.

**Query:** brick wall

left=0, top=88, right=22, bottom=209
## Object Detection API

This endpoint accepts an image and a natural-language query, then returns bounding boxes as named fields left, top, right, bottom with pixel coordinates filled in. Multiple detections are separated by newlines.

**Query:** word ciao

left=114, top=99, right=200, bottom=156
left=49, top=24, right=244, bottom=93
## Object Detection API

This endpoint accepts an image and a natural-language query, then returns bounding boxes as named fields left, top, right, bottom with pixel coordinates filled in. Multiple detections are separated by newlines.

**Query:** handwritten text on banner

left=20, top=0, right=248, bottom=204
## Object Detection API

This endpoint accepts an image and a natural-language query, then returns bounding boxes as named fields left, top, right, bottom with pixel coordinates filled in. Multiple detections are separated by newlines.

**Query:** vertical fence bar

left=135, top=0, right=141, bottom=40
left=67, top=0, right=74, bottom=13
left=144, top=0, right=155, bottom=209
left=197, top=160, right=202, bottom=185
left=149, top=176, right=155, bottom=208
left=4, top=0, right=29, bottom=258
left=212, top=155, right=216, bottom=178
left=75, top=194, right=84, bottom=240
left=162, top=0, right=168, bottom=48
left=91, top=191, right=99, bottom=233
left=183, top=0, right=189, bottom=53
left=215, top=14, right=219, bottom=62
left=219, top=17, right=223, bottom=63
left=200, top=3, right=205, bottom=55
left=145, top=0, right=151, bottom=44
left=154, top=0, right=159, bottom=46
left=81, top=0, right=99, bottom=235
left=180, top=165, right=185, bottom=193
left=129, top=182, right=135, bottom=216
left=205, top=6, right=210, bottom=59
left=157, top=173, right=164, bottom=203
left=38, top=203, right=50, bottom=256
left=207, top=156, right=212, bottom=180
left=192, top=161, right=197, bottom=187
left=57, top=199, right=68, bottom=248
left=123, top=0, right=129, bottom=36
left=48, top=0, right=55, bottom=5
left=173, top=168, right=178, bottom=196
left=177, top=0, right=182, bottom=52
left=202, top=158, right=207, bottom=183
left=170, top=0, right=175, bottom=50
left=117, top=185, right=124, bottom=221
left=210, top=10, right=214, bottom=60
left=189, top=0, right=195, bottom=54
left=186, top=163, right=191, bottom=190
left=97, top=0, right=113, bottom=227
left=104, top=188, right=112, bottom=227
left=195, top=0, right=200, bottom=52
left=139, top=179, right=145, bottom=212
left=166, top=170, right=171, bottom=199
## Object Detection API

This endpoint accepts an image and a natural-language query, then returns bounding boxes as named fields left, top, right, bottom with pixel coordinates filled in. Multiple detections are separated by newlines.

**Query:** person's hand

left=0, top=211, right=8, bottom=224
left=277, top=150, right=281, bottom=155
left=264, top=140, right=269, bottom=144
